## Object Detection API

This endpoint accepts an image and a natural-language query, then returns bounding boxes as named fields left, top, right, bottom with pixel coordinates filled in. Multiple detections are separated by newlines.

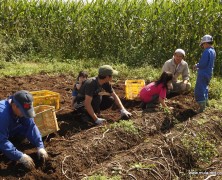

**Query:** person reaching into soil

left=193, top=35, right=216, bottom=113
left=74, top=65, right=132, bottom=125
left=0, top=90, right=48, bottom=170
left=162, top=48, right=191, bottom=94
left=139, top=71, right=173, bottom=110
left=71, top=70, right=88, bottom=110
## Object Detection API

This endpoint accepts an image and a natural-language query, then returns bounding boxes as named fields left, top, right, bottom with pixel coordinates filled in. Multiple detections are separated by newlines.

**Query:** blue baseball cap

left=12, top=90, right=35, bottom=118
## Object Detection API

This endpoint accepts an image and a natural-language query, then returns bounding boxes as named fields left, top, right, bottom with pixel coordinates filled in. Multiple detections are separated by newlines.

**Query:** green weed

left=182, top=133, right=218, bottom=163
left=109, top=120, right=139, bottom=135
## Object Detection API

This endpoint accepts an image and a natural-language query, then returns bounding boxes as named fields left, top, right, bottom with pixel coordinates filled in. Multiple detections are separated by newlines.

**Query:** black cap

left=12, top=90, right=35, bottom=118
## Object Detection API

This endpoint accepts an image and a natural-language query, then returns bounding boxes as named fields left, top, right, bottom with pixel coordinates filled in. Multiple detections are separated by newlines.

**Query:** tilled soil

left=0, top=74, right=222, bottom=180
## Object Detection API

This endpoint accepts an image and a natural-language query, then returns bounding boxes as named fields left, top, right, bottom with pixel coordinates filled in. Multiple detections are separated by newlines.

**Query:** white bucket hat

left=200, top=35, right=213, bottom=46
left=174, top=49, right=185, bottom=57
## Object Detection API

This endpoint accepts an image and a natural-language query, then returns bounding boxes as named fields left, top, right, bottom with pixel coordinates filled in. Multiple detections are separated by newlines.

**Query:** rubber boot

left=206, top=99, right=209, bottom=107
left=197, top=101, right=206, bottom=113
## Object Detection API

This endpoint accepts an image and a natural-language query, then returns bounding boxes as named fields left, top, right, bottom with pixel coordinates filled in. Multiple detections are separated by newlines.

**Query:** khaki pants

left=172, top=81, right=191, bottom=93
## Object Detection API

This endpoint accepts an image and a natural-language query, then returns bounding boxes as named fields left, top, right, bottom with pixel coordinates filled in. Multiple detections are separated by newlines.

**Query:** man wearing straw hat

left=0, top=90, right=48, bottom=170
left=74, top=65, right=132, bottom=125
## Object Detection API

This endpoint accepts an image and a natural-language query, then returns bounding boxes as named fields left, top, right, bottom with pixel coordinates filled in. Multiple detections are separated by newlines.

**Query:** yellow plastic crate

left=125, top=79, right=145, bottom=100
left=34, top=105, right=59, bottom=137
left=30, top=90, right=60, bottom=110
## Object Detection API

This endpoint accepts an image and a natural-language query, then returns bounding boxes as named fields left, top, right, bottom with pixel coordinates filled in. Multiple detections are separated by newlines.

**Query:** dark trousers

left=92, top=95, right=114, bottom=114
left=76, top=95, right=114, bottom=114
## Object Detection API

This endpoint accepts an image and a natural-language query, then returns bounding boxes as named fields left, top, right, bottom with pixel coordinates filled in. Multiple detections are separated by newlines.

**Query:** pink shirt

left=139, top=82, right=167, bottom=103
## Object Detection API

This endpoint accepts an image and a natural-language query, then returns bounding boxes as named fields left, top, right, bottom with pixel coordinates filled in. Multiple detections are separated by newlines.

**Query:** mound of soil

left=0, top=74, right=221, bottom=180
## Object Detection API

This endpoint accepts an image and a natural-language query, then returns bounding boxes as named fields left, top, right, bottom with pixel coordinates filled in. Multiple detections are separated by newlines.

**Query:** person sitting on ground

left=74, top=65, right=132, bottom=125
left=71, top=70, right=88, bottom=110
left=0, top=90, right=48, bottom=170
left=193, top=34, right=216, bottom=113
left=162, top=48, right=191, bottom=94
left=139, top=71, right=173, bottom=109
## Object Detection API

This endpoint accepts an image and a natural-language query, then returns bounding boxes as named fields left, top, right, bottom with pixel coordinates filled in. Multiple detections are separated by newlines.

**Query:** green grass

left=109, top=120, right=139, bottom=135
left=0, top=0, right=222, bottom=75
left=0, top=58, right=160, bottom=79
left=1, top=59, right=222, bottom=101
left=182, top=133, right=218, bottom=163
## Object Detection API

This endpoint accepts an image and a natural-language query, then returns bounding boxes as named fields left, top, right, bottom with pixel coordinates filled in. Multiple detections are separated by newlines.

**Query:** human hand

left=37, top=148, right=48, bottom=163
left=78, top=76, right=86, bottom=84
left=120, top=109, right=132, bottom=120
left=19, top=154, right=35, bottom=170
left=193, top=64, right=197, bottom=71
left=167, top=82, right=173, bottom=90
left=95, top=118, right=106, bottom=125
left=168, top=106, right=174, bottom=110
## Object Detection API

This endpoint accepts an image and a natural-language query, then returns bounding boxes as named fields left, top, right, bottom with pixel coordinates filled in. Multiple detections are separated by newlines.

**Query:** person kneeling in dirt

left=0, top=90, right=48, bottom=170
left=71, top=70, right=88, bottom=110
left=74, top=65, right=132, bottom=125
left=139, top=71, right=173, bottom=110
left=162, top=48, right=191, bottom=94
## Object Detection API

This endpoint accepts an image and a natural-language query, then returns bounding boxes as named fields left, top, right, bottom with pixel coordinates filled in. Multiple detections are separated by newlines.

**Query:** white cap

left=174, top=49, right=185, bottom=57
left=200, top=35, right=213, bottom=46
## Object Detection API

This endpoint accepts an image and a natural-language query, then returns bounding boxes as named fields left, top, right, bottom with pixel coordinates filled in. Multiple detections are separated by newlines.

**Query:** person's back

left=140, top=82, right=166, bottom=103
left=140, top=71, right=173, bottom=109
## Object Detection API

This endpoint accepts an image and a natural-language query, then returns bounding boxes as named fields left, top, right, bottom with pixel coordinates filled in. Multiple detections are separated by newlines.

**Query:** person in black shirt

left=75, top=65, right=131, bottom=125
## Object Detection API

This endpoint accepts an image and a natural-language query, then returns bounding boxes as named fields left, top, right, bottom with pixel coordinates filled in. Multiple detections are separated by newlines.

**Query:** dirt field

left=0, top=74, right=222, bottom=180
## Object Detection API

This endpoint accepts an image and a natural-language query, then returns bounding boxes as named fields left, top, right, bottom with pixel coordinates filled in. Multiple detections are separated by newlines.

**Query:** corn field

left=0, top=0, right=222, bottom=75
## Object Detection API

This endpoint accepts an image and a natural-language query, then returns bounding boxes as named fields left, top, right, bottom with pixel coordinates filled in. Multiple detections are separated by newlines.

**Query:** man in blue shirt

left=0, top=90, right=48, bottom=169
left=194, top=35, right=216, bottom=113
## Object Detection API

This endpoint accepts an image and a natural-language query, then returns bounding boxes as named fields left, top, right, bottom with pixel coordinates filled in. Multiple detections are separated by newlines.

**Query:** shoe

left=197, top=101, right=206, bottom=113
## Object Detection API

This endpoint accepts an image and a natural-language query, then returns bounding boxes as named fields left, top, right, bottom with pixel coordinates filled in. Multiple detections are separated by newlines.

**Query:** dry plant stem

left=61, top=155, right=72, bottom=180
left=92, top=129, right=110, bottom=145
left=149, top=171, right=159, bottom=180
left=158, top=147, right=172, bottom=180
left=142, top=168, right=164, bottom=180
left=165, top=143, right=183, bottom=173
left=204, top=174, right=217, bottom=180
left=114, top=131, right=131, bottom=145
left=171, top=121, right=188, bottom=142
left=50, top=137, right=75, bottom=142
left=127, top=173, right=137, bottom=180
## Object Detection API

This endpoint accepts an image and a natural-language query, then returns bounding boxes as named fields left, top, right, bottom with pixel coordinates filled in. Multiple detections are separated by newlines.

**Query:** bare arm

left=84, top=95, right=97, bottom=121
left=159, top=97, right=167, bottom=108
left=111, top=92, right=125, bottom=110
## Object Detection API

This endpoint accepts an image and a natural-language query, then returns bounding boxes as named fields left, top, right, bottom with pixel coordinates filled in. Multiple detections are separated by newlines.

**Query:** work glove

left=120, top=109, right=132, bottom=120
left=193, top=64, right=198, bottom=71
left=95, top=118, right=106, bottom=125
left=37, top=148, right=48, bottom=163
left=19, top=154, right=35, bottom=170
